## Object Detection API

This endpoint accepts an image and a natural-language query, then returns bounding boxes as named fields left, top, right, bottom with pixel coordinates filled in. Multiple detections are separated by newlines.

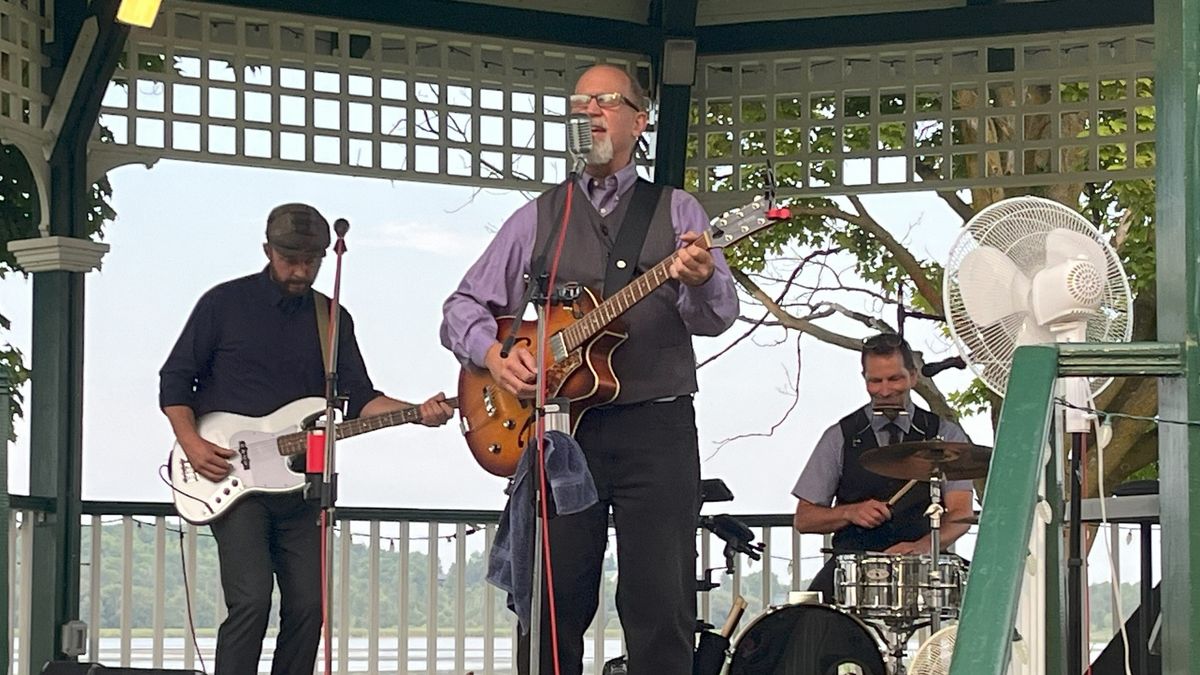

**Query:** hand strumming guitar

left=485, top=342, right=538, bottom=399
left=180, top=435, right=236, bottom=482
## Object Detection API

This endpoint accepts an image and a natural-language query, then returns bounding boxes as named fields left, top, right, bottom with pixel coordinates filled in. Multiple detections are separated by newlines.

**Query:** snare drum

left=728, top=603, right=889, bottom=675
left=834, top=553, right=906, bottom=618
left=897, top=554, right=967, bottom=619
left=834, top=553, right=967, bottom=620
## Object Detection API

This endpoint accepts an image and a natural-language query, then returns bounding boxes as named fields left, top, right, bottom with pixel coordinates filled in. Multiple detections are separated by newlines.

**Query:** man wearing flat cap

left=159, top=203, right=453, bottom=674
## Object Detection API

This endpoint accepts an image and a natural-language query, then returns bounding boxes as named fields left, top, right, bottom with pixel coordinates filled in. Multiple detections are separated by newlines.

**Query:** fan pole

left=1067, top=429, right=1086, bottom=675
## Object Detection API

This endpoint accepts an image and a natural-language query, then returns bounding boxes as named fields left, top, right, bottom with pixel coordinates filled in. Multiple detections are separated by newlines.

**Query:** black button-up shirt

left=159, top=268, right=381, bottom=420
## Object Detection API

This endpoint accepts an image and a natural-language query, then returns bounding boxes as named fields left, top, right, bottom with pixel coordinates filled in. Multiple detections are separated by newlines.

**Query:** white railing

left=6, top=503, right=813, bottom=675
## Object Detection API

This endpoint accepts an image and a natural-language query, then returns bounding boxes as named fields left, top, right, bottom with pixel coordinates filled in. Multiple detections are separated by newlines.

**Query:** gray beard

left=586, top=135, right=614, bottom=166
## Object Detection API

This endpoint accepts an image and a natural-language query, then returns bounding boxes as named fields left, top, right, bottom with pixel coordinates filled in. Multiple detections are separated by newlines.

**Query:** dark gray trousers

left=209, top=492, right=323, bottom=675
left=518, top=397, right=701, bottom=675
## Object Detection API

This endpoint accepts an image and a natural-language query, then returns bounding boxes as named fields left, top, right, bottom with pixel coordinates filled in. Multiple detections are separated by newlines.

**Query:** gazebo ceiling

left=201, top=0, right=1153, bottom=53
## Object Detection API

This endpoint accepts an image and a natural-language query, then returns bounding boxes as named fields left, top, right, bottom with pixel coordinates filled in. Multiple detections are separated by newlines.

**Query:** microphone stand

left=304, top=218, right=350, bottom=675
left=515, top=152, right=587, bottom=675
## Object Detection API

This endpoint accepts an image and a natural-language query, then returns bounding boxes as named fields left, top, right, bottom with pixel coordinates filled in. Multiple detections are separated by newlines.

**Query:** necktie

left=883, top=422, right=902, bottom=446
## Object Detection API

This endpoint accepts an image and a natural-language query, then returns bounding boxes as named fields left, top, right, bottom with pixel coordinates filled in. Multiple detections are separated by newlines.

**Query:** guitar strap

left=603, top=179, right=666, bottom=297
left=313, top=290, right=331, bottom=368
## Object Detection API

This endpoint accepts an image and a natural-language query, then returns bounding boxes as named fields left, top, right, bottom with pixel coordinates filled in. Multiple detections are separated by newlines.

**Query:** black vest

left=533, top=178, right=698, bottom=404
left=832, top=405, right=941, bottom=552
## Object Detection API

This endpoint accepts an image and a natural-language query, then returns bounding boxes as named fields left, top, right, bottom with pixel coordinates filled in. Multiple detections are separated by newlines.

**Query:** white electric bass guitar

left=167, top=396, right=456, bottom=524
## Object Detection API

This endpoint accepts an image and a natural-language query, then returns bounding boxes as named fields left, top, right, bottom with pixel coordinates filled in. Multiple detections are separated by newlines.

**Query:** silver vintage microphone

left=566, top=112, right=592, bottom=175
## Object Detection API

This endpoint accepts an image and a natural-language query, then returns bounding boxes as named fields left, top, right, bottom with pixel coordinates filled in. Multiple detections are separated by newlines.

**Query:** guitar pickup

left=482, top=385, right=496, bottom=416
left=549, top=333, right=568, bottom=362
left=237, top=441, right=251, bottom=470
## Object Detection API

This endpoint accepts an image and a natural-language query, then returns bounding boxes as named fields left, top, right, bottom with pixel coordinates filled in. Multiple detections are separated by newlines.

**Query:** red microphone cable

left=533, top=177, right=575, bottom=675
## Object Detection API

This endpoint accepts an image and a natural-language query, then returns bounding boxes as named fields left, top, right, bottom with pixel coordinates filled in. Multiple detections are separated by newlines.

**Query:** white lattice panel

left=688, top=28, right=1156, bottom=212
left=92, top=1, right=649, bottom=190
left=0, top=0, right=48, bottom=145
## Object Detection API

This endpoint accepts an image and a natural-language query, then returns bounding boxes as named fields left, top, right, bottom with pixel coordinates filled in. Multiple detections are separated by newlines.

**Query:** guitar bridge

left=549, top=333, right=568, bottom=362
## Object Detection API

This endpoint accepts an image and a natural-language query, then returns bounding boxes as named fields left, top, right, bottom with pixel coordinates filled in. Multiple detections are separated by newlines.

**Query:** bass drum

left=728, top=603, right=889, bottom=675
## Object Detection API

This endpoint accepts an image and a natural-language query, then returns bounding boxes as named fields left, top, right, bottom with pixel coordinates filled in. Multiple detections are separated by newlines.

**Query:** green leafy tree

left=699, top=77, right=1158, bottom=497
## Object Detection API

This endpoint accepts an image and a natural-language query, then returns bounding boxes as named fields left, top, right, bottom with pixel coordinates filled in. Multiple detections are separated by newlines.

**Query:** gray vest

left=533, top=179, right=698, bottom=405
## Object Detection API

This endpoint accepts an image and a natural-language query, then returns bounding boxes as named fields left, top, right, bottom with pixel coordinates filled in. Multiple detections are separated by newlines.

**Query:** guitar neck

left=559, top=234, right=710, bottom=352
left=275, top=397, right=458, bottom=457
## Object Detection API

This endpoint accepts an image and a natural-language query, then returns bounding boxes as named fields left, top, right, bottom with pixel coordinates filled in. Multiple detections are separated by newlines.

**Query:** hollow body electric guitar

left=458, top=196, right=789, bottom=477
left=167, top=395, right=457, bottom=524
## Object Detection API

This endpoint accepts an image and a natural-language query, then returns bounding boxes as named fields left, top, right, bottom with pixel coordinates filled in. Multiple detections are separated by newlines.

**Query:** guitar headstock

left=705, top=196, right=791, bottom=249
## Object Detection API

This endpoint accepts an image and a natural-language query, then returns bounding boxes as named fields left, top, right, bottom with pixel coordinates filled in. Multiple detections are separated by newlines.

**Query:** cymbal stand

left=926, top=470, right=945, bottom=633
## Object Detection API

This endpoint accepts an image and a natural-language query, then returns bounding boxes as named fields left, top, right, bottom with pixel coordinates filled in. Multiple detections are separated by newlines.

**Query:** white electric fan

left=940, top=195, right=1134, bottom=674
left=909, top=625, right=957, bottom=675
left=942, top=195, right=1133, bottom=399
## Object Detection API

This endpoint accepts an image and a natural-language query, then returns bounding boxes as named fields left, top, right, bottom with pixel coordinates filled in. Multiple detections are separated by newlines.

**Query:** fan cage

left=943, top=196, right=1133, bottom=396
left=909, top=624, right=958, bottom=675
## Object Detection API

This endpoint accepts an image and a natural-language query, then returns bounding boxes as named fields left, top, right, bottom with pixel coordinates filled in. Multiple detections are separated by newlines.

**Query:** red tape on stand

left=306, top=430, right=326, bottom=473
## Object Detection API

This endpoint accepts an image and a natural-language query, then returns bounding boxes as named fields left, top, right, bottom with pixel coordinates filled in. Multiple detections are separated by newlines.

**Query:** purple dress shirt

left=440, top=163, right=739, bottom=368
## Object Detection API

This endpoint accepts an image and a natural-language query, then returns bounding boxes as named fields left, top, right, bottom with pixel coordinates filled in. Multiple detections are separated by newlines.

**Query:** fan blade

left=910, top=625, right=958, bottom=675
left=1045, top=228, right=1107, bottom=275
left=957, top=246, right=1032, bottom=326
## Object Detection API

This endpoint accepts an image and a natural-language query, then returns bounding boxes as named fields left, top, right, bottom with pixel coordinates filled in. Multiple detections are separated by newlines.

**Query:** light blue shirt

left=792, top=401, right=974, bottom=507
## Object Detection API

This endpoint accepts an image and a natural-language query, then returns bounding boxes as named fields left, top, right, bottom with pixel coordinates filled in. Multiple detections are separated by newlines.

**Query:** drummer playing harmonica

left=791, top=332, right=975, bottom=601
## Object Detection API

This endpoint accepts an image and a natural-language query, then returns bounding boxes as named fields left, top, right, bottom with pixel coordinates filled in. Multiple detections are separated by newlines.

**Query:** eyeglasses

left=569, top=92, right=642, bottom=112
left=862, top=333, right=905, bottom=350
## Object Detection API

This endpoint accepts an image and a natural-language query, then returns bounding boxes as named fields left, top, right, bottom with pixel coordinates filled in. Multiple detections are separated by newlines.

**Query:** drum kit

left=726, top=438, right=993, bottom=675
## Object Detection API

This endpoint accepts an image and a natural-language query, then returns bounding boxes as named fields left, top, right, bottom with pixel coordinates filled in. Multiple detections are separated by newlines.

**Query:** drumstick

left=720, top=595, right=749, bottom=638
left=887, top=479, right=919, bottom=506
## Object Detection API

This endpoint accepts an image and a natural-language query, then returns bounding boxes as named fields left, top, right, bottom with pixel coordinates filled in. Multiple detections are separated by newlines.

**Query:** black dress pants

left=518, top=397, right=701, bottom=675
left=209, top=492, right=323, bottom=675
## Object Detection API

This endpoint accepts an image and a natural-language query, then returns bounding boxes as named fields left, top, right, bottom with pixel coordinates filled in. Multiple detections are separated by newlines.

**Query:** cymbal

left=859, top=440, right=992, bottom=481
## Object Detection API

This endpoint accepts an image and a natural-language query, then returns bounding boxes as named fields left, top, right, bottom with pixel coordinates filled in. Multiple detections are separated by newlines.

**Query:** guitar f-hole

left=517, top=414, right=535, bottom=449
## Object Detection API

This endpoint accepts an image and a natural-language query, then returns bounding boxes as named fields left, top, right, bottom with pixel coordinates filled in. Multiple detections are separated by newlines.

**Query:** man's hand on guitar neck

left=668, top=231, right=716, bottom=287
left=416, top=393, right=455, bottom=426
left=485, top=342, right=538, bottom=399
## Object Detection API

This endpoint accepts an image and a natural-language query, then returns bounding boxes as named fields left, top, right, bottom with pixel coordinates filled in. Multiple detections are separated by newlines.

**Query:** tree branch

left=737, top=268, right=959, bottom=420
left=914, top=163, right=976, bottom=222
left=733, top=268, right=861, bottom=350
left=844, top=195, right=944, bottom=314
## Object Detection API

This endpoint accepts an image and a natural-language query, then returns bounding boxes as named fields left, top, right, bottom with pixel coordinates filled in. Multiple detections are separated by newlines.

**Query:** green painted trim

left=26, top=272, right=86, bottom=666
left=951, top=345, right=1058, bottom=674
left=202, top=0, right=657, bottom=54
left=1057, top=342, right=1184, bottom=376
left=696, top=0, right=1152, bottom=54
left=1153, top=0, right=1200, bottom=671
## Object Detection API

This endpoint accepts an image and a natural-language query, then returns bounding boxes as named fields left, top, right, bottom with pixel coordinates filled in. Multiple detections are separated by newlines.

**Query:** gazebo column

left=11, top=0, right=125, bottom=666
left=1155, top=0, right=1200, bottom=671
left=651, top=0, right=697, bottom=188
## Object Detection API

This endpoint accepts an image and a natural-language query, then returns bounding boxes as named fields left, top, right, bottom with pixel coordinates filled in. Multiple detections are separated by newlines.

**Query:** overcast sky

left=0, top=158, right=1161, bottom=588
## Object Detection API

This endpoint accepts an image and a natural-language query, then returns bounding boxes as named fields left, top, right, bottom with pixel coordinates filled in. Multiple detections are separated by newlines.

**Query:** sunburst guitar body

left=457, top=195, right=790, bottom=477
left=458, top=288, right=624, bottom=477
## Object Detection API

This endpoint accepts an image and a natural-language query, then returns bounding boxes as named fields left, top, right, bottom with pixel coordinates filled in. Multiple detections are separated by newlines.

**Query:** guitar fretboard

left=274, top=398, right=458, bottom=457
left=558, top=251, right=684, bottom=352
